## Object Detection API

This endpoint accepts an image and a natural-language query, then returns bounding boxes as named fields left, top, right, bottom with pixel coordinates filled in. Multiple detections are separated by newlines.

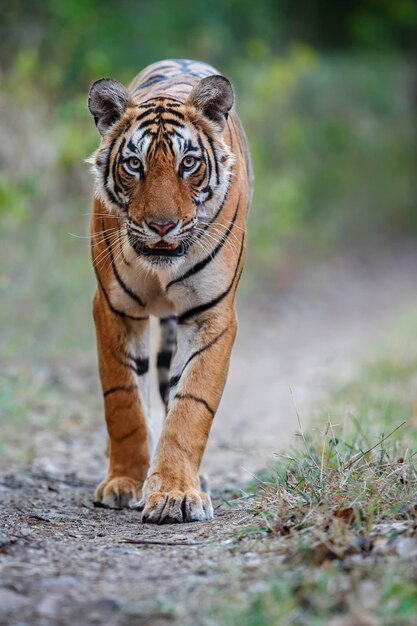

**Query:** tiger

left=87, top=58, right=253, bottom=523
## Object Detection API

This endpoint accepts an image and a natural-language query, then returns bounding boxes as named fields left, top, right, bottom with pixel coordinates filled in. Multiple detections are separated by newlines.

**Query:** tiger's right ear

left=186, top=75, right=234, bottom=130
left=88, top=78, right=131, bottom=136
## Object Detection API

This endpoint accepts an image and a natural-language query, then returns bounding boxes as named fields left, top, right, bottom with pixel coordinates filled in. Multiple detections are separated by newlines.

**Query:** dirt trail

left=2, top=247, right=417, bottom=625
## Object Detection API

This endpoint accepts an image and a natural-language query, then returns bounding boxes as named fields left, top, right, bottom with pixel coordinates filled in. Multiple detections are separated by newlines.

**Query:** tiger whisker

left=92, top=231, right=123, bottom=269
left=69, top=226, right=121, bottom=241
left=193, top=227, right=240, bottom=255
left=201, top=227, right=241, bottom=252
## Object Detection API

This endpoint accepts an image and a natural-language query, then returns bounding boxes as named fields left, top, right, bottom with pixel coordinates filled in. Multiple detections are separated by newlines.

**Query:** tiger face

left=88, top=76, right=234, bottom=265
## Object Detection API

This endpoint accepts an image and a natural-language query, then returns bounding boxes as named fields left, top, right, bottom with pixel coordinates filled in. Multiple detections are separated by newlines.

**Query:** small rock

left=358, top=580, right=379, bottom=611
left=328, top=614, right=379, bottom=626
left=396, top=536, right=417, bottom=559
left=0, top=588, right=29, bottom=613
left=39, top=576, right=79, bottom=593
left=37, top=595, right=62, bottom=618
left=19, top=525, right=32, bottom=537
left=96, top=597, right=122, bottom=611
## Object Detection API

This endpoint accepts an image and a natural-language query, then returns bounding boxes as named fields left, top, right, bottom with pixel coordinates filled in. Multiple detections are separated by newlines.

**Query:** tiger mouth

left=138, top=241, right=186, bottom=257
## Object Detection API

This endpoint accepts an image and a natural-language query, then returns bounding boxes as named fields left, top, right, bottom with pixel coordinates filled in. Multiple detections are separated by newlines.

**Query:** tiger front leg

left=93, top=291, right=152, bottom=509
left=139, top=311, right=237, bottom=523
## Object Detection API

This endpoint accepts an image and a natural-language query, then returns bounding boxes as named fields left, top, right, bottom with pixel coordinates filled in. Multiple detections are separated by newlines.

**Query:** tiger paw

left=94, top=476, right=142, bottom=509
left=138, top=488, right=214, bottom=524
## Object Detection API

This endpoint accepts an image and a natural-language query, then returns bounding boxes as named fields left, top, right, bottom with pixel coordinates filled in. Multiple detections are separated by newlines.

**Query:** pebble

left=0, top=588, right=29, bottom=613
left=39, top=575, right=80, bottom=593
left=37, top=595, right=61, bottom=618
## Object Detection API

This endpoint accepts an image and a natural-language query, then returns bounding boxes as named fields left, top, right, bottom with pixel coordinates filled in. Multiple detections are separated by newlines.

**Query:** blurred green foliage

left=0, top=2, right=416, bottom=353
left=2, top=0, right=416, bottom=92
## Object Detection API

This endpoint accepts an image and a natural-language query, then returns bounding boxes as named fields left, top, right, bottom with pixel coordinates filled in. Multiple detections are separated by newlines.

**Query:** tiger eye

left=182, top=155, right=197, bottom=169
left=128, top=157, right=141, bottom=170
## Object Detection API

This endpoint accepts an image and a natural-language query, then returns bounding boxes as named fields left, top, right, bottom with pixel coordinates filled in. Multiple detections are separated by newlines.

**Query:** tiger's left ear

left=186, top=75, right=234, bottom=130
left=88, top=78, right=132, bottom=136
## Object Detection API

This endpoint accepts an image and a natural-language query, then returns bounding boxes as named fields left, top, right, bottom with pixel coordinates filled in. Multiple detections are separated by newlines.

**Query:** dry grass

left=244, top=420, right=416, bottom=566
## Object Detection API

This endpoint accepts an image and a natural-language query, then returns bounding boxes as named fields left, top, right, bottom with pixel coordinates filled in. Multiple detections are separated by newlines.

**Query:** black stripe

left=118, top=227, right=130, bottom=266
left=159, top=381, right=169, bottom=401
left=138, top=118, right=158, bottom=129
left=104, top=385, right=136, bottom=397
left=156, top=106, right=186, bottom=119
left=206, top=134, right=220, bottom=185
left=136, top=109, right=154, bottom=123
left=124, top=352, right=149, bottom=376
left=168, top=327, right=228, bottom=390
left=104, top=136, right=118, bottom=186
left=177, top=234, right=245, bottom=324
left=139, top=96, right=183, bottom=107
left=198, top=135, right=211, bottom=183
left=169, top=80, right=194, bottom=88
left=196, top=174, right=232, bottom=241
left=183, top=327, right=228, bottom=371
left=104, top=135, right=121, bottom=206
left=133, top=100, right=157, bottom=108
left=139, top=116, right=184, bottom=130
left=166, top=108, right=185, bottom=119
left=200, top=185, right=213, bottom=201
left=137, top=74, right=168, bottom=89
left=160, top=117, right=185, bottom=128
left=164, top=136, right=176, bottom=158
left=169, top=374, right=181, bottom=389
left=116, top=359, right=147, bottom=377
left=104, top=183, right=120, bottom=207
left=114, top=426, right=139, bottom=443
left=94, top=271, right=148, bottom=322
left=194, top=165, right=207, bottom=187
left=160, top=316, right=177, bottom=325
left=102, top=223, right=145, bottom=307
left=175, top=393, right=215, bottom=416
left=167, top=198, right=240, bottom=289
left=112, top=137, right=126, bottom=196
left=157, top=351, right=173, bottom=369
left=136, top=106, right=185, bottom=121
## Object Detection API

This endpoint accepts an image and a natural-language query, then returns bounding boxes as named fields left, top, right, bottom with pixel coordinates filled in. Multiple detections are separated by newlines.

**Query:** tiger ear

left=187, top=75, right=234, bottom=130
left=88, top=78, right=131, bottom=136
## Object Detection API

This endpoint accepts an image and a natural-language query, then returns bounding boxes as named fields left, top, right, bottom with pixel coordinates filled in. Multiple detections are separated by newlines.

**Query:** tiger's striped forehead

left=124, top=103, right=199, bottom=168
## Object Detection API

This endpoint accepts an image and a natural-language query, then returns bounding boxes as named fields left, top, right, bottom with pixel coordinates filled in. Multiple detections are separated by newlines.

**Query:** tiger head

left=87, top=75, right=234, bottom=263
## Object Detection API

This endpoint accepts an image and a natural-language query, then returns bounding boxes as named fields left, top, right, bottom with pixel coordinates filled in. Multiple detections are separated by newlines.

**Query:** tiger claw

left=94, top=476, right=142, bottom=509
left=140, top=488, right=213, bottom=524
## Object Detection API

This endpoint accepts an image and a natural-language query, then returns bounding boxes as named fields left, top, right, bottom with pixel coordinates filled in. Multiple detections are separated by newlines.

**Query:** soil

left=2, top=246, right=417, bottom=626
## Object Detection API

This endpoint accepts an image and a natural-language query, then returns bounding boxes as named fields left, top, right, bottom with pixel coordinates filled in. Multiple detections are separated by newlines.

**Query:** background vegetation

left=1, top=0, right=416, bottom=356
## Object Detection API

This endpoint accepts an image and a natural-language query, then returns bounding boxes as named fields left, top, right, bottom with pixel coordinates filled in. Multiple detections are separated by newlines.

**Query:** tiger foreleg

left=93, top=291, right=152, bottom=508
left=138, top=310, right=237, bottom=523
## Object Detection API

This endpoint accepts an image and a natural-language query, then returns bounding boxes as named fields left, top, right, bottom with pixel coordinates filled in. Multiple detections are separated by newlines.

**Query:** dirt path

left=2, top=246, right=417, bottom=625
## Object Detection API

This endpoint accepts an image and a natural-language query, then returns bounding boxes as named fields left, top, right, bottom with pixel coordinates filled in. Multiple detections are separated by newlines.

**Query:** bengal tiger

left=87, top=59, right=253, bottom=523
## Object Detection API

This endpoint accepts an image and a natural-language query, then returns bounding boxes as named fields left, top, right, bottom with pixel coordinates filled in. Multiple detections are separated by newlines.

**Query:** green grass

left=0, top=215, right=95, bottom=357
left=0, top=363, right=101, bottom=465
left=207, top=560, right=417, bottom=626
left=204, top=315, right=417, bottom=626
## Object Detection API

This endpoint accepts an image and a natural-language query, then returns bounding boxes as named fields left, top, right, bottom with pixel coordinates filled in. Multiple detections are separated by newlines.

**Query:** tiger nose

left=146, top=219, right=179, bottom=236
